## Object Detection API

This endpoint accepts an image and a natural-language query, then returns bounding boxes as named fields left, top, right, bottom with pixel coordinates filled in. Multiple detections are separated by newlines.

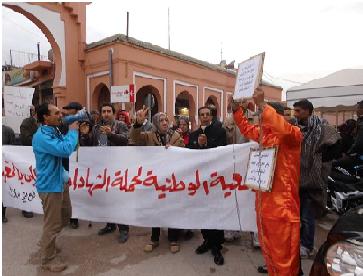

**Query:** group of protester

left=2, top=87, right=362, bottom=275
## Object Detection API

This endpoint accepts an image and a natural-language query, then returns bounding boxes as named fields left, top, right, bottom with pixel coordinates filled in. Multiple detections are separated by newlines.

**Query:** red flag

left=129, top=84, right=135, bottom=103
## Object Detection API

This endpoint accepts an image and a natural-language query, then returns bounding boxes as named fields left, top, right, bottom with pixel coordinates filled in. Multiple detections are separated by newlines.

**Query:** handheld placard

left=244, top=146, right=278, bottom=191
left=233, top=52, right=265, bottom=101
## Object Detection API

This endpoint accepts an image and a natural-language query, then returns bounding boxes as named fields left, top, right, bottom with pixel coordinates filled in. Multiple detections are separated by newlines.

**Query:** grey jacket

left=92, top=119, right=129, bottom=146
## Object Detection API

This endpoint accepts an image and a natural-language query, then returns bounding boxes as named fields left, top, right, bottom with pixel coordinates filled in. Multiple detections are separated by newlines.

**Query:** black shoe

left=22, top=211, right=34, bottom=218
left=257, top=265, right=268, bottom=274
left=195, top=241, right=210, bottom=255
left=184, top=230, right=194, bottom=241
left=118, top=230, right=129, bottom=243
left=2, top=217, right=8, bottom=223
left=98, top=225, right=116, bottom=235
left=211, top=248, right=224, bottom=266
left=70, top=220, right=79, bottom=229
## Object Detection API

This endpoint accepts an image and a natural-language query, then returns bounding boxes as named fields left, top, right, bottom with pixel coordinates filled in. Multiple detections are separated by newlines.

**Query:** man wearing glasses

left=188, top=106, right=227, bottom=265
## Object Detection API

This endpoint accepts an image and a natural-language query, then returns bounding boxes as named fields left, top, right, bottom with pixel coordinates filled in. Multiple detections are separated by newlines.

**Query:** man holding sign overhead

left=231, top=88, right=302, bottom=276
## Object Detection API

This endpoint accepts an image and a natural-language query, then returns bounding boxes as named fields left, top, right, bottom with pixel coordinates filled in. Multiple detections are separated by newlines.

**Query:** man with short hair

left=189, top=106, right=227, bottom=265
left=293, top=99, right=339, bottom=259
left=19, top=105, right=39, bottom=218
left=93, top=103, right=130, bottom=243
left=32, top=103, right=79, bottom=272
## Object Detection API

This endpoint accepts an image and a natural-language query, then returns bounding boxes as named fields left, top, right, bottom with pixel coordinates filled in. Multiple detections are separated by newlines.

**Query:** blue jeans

left=300, top=191, right=315, bottom=250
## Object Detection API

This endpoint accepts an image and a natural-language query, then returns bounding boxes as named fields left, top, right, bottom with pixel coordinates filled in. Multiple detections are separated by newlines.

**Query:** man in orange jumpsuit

left=231, top=88, right=302, bottom=275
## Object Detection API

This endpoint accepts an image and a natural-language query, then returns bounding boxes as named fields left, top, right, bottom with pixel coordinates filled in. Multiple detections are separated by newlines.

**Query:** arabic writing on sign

left=4, top=86, right=34, bottom=117
left=246, top=148, right=276, bottom=191
left=2, top=161, right=37, bottom=185
left=8, top=186, right=37, bottom=203
left=245, top=148, right=276, bottom=190
left=70, top=166, right=248, bottom=199
left=234, top=54, right=263, bottom=99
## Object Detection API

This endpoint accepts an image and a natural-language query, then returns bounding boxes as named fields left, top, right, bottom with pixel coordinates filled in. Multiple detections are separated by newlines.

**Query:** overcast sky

left=2, top=0, right=363, bottom=84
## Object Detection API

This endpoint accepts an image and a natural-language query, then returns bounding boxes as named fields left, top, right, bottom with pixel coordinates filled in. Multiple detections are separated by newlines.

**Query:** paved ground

left=3, top=207, right=337, bottom=276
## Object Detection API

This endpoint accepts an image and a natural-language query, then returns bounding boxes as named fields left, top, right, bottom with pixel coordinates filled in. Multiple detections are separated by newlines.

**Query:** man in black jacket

left=189, top=106, right=226, bottom=150
left=188, top=106, right=226, bottom=265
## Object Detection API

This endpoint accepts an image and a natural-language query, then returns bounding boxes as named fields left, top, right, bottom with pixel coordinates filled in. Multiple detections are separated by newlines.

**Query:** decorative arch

left=92, top=82, right=110, bottom=111
left=205, top=95, right=220, bottom=119
left=175, top=90, right=197, bottom=130
left=3, top=3, right=64, bottom=88
left=2, top=2, right=87, bottom=109
left=135, top=85, right=162, bottom=118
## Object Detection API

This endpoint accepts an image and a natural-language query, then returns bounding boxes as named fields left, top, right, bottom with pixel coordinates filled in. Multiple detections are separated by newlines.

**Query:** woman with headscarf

left=130, top=106, right=184, bottom=253
left=176, top=116, right=190, bottom=146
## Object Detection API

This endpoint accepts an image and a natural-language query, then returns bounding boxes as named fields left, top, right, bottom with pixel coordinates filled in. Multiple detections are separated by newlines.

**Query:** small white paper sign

left=233, top=53, right=265, bottom=100
left=111, top=84, right=135, bottom=103
left=4, top=86, right=34, bottom=117
left=245, top=147, right=277, bottom=192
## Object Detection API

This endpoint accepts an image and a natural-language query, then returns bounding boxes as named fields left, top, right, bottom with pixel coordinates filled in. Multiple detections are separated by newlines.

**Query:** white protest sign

left=4, top=86, right=34, bottom=117
left=111, top=84, right=135, bottom=103
left=245, top=147, right=277, bottom=192
left=2, top=144, right=258, bottom=231
left=233, top=53, right=265, bottom=100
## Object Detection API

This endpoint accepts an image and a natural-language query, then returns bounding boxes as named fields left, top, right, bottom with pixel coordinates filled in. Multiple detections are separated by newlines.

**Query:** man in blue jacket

left=32, top=103, right=79, bottom=272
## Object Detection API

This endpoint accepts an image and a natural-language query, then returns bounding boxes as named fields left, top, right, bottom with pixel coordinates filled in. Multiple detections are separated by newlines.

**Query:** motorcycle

left=327, top=165, right=363, bottom=214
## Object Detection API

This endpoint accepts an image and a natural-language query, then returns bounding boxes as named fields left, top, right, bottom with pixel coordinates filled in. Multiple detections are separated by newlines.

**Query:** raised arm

left=38, top=129, right=78, bottom=157
left=233, top=107, right=260, bottom=142
left=262, top=105, right=302, bottom=143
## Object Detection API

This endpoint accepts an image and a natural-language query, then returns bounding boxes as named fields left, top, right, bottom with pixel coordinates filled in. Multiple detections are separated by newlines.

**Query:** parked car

left=310, top=205, right=363, bottom=275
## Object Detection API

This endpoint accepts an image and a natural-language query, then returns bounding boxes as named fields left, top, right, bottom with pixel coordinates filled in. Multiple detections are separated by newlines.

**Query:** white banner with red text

left=2, top=144, right=257, bottom=231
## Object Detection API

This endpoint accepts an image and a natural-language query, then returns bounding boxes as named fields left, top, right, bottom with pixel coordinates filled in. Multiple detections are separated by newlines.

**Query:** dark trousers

left=2, top=204, right=6, bottom=217
left=151, top=227, right=180, bottom=242
left=106, top=222, right=129, bottom=232
left=201, top=229, right=224, bottom=250
left=300, top=191, right=315, bottom=250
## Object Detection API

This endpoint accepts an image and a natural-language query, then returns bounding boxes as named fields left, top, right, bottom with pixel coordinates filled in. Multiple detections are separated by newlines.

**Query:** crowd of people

left=2, top=87, right=362, bottom=274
